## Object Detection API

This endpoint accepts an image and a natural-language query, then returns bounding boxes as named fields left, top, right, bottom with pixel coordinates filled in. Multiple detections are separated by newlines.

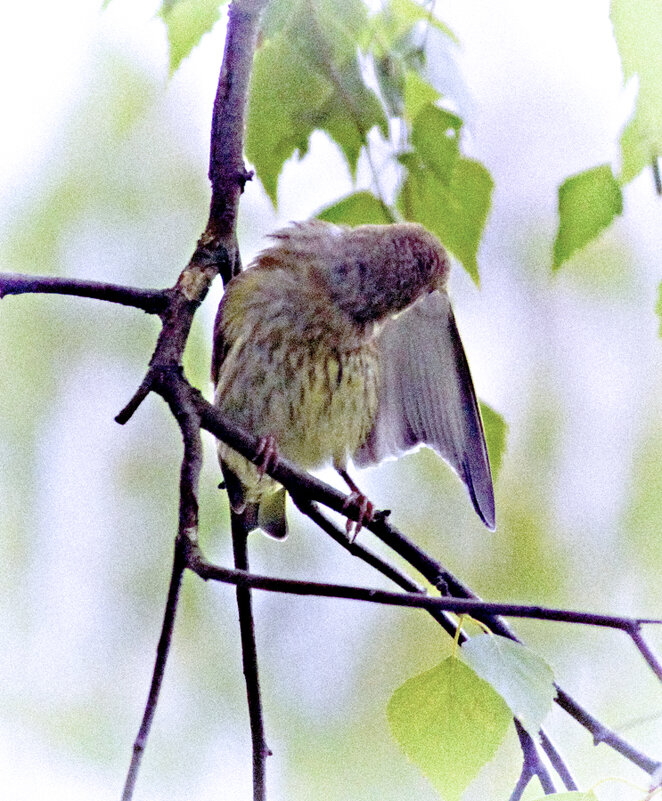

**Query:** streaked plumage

left=212, top=220, right=494, bottom=537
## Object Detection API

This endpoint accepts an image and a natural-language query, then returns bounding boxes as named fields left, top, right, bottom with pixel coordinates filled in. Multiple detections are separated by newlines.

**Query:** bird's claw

left=255, top=435, right=279, bottom=478
left=342, top=491, right=375, bottom=540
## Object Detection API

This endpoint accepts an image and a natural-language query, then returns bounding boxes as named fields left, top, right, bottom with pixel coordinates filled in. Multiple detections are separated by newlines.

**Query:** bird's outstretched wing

left=354, top=290, right=495, bottom=529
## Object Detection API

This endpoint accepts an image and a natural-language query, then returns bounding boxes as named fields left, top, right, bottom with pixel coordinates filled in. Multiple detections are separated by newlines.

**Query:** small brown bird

left=212, top=220, right=494, bottom=538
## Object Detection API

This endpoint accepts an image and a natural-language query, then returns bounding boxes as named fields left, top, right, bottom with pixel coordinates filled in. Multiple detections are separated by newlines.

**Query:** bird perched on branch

left=212, top=220, right=494, bottom=539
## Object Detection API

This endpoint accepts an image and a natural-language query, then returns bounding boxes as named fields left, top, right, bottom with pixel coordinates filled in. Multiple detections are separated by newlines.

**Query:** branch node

left=593, top=730, right=606, bottom=746
left=237, top=167, right=254, bottom=189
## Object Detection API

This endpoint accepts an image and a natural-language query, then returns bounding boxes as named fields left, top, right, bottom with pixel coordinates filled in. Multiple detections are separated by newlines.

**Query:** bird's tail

left=222, top=463, right=288, bottom=539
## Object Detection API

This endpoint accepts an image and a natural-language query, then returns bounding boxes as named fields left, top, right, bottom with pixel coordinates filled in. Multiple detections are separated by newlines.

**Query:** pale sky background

left=1, top=2, right=662, bottom=800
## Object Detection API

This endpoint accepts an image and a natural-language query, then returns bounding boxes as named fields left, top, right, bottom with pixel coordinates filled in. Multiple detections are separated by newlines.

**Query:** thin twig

left=231, top=517, right=270, bottom=801
left=539, top=729, right=578, bottom=791
left=121, top=534, right=188, bottom=801
left=185, top=544, right=661, bottom=632
left=509, top=763, right=532, bottom=801
left=629, top=626, right=662, bottom=682
left=115, top=374, right=154, bottom=425
left=652, top=154, right=662, bottom=196
left=513, top=721, right=556, bottom=798
left=556, top=687, right=661, bottom=774
left=291, top=496, right=442, bottom=596
left=0, top=273, right=168, bottom=313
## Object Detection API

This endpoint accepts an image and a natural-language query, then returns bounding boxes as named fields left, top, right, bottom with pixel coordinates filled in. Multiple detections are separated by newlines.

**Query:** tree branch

left=207, top=0, right=265, bottom=267
left=232, top=520, right=270, bottom=801
left=0, top=273, right=168, bottom=313
left=539, top=729, right=578, bottom=792
left=121, top=383, right=203, bottom=801
left=182, top=539, right=662, bottom=635
left=134, top=374, right=657, bottom=782
left=510, top=721, right=556, bottom=800
left=121, top=534, right=188, bottom=801
left=114, top=0, right=269, bottom=425
left=118, top=2, right=269, bottom=793
left=555, top=687, right=661, bottom=774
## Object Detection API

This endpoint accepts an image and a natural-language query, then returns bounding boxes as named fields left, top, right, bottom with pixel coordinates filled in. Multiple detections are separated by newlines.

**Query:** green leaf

left=387, top=656, right=511, bottom=801
left=398, top=156, right=493, bottom=283
left=552, top=165, right=623, bottom=269
left=410, top=104, right=462, bottom=182
left=245, top=35, right=330, bottom=202
left=285, top=0, right=367, bottom=58
left=462, top=635, right=556, bottom=738
left=403, top=70, right=441, bottom=122
left=611, top=0, right=662, bottom=183
left=159, top=0, right=226, bottom=75
left=315, top=59, right=389, bottom=176
left=246, top=0, right=387, bottom=204
left=479, top=402, right=507, bottom=481
left=317, top=192, right=394, bottom=225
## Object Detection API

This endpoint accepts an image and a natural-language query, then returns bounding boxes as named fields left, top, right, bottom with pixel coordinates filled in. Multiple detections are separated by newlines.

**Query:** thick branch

left=207, top=0, right=267, bottom=264
left=115, top=0, right=268, bottom=425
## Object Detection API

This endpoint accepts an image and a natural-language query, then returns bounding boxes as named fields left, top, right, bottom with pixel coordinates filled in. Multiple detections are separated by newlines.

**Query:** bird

left=211, top=220, right=495, bottom=539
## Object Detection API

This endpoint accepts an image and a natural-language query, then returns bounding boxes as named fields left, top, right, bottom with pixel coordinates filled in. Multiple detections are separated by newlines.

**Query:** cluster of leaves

left=158, top=0, right=662, bottom=288
left=159, top=0, right=510, bottom=492
left=246, top=0, right=493, bottom=286
left=158, top=0, right=492, bottom=283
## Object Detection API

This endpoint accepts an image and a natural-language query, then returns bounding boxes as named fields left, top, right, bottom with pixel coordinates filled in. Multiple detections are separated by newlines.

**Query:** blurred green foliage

left=611, top=0, right=662, bottom=183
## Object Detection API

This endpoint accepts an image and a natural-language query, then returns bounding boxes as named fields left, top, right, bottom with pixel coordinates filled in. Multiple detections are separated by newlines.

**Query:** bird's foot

left=255, top=434, right=279, bottom=478
left=342, top=491, right=375, bottom=539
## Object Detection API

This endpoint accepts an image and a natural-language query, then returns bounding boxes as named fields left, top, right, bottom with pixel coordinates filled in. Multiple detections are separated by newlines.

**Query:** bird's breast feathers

left=214, top=270, right=380, bottom=498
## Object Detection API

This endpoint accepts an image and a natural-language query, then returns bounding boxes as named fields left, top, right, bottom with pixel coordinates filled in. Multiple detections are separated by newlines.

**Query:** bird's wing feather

left=354, top=290, right=495, bottom=529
